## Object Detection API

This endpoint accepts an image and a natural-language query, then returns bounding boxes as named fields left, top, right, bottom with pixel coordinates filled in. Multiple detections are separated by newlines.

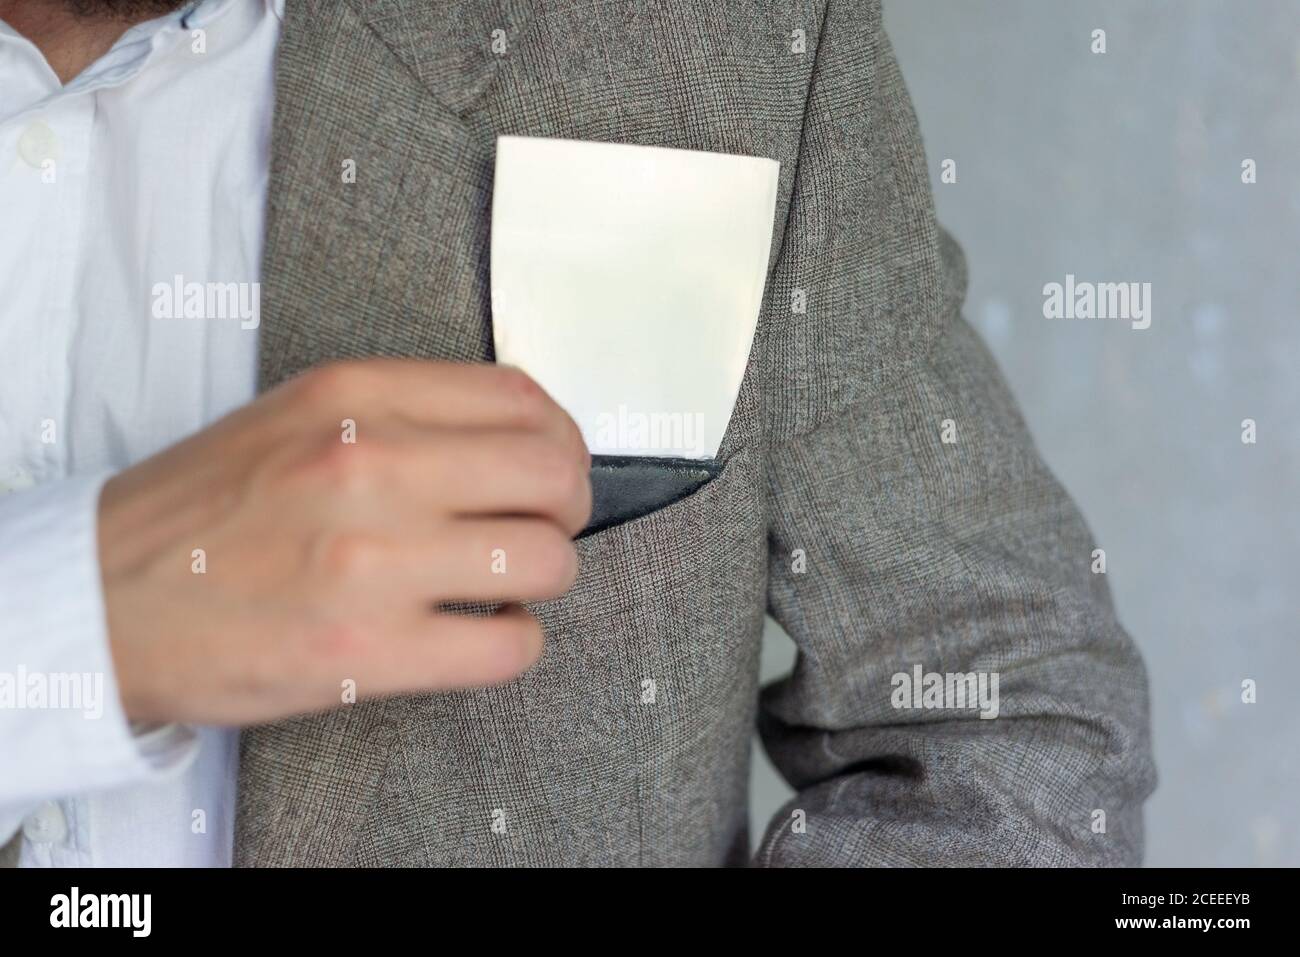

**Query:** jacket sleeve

left=754, top=1, right=1156, bottom=866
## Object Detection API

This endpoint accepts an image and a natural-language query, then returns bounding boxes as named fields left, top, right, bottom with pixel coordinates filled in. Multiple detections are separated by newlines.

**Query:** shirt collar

left=0, top=0, right=246, bottom=121
left=63, top=0, right=237, bottom=96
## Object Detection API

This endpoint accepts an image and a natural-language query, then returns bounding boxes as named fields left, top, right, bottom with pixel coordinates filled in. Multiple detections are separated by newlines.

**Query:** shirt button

left=0, top=466, right=35, bottom=495
left=17, top=120, right=60, bottom=169
left=22, top=802, right=69, bottom=845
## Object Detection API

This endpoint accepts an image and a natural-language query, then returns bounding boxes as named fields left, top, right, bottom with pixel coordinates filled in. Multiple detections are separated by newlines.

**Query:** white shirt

left=0, top=0, right=281, bottom=866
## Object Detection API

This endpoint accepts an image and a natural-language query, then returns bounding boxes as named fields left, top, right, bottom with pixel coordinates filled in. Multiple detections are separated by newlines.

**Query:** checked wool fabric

left=235, top=0, right=1155, bottom=866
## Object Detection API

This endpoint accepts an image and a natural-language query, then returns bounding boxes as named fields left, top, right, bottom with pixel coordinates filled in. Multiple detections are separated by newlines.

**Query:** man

left=0, top=0, right=1156, bottom=867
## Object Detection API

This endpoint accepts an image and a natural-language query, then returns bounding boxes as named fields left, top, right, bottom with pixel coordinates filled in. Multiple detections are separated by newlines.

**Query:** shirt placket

left=0, top=9, right=197, bottom=869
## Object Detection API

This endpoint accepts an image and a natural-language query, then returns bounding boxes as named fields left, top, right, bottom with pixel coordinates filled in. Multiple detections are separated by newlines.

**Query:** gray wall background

left=750, top=0, right=1300, bottom=867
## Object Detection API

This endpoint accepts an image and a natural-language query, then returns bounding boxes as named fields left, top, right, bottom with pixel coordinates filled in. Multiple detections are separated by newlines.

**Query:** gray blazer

left=237, top=0, right=1157, bottom=866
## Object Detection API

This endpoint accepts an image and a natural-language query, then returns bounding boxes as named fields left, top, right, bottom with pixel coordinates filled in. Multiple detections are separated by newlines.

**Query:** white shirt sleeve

left=0, top=472, right=199, bottom=843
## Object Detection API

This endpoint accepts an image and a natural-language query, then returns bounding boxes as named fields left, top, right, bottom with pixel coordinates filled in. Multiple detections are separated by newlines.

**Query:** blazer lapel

left=239, top=0, right=529, bottom=865
left=256, top=0, right=533, bottom=392
left=348, top=0, right=534, bottom=118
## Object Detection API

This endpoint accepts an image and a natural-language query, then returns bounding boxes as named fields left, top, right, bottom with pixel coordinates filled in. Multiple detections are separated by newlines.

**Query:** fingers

left=393, top=428, right=592, bottom=537
left=283, top=360, right=589, bottom=468
left=253, top=360, right=589, bottom=711
left=368, top=516, right=579, bottom=604
left=309, top=516, right=580, bottom=611
left=360, top=605, right=546, bottom=695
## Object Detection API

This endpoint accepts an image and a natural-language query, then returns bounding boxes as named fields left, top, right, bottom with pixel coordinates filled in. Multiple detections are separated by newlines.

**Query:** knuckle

left=295, top=361, right=360, bottom=406
left=303, top=621, right=371, bottom=662
left=313, top=530, right=384, bottom=579
left=312, top=435, right=380, bottom=495
left=524, top=525, right=578, bottom=593
left=497, top=366, right=549, bottom=421
left=532, top=440, right=585, bottom=505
